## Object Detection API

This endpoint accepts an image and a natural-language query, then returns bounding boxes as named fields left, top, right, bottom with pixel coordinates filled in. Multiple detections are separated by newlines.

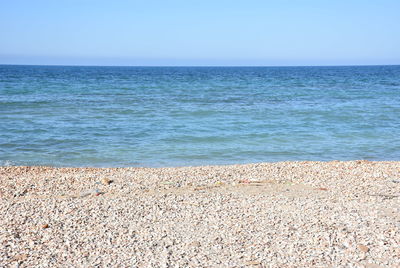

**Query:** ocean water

left=1, top=65, right=399, bottom=167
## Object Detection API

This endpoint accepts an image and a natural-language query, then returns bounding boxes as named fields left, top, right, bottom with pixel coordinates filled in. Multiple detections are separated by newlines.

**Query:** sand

left=0, top=161, right=399, bottom=267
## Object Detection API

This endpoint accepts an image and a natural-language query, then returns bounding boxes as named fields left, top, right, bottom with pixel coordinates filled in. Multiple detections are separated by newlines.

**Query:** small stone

left=246, top=260, right=261, bottom=265
left=12, top=253, right=28, bottom=262
left=189, top=241, right=201, bottom=247
left=14, top=189, right=28, bottom=197
left=41, top=224, right=49, bottom=229
left=101, top=178, right=112, bottom=185
left=358, top=244, right=369, bottom=253
left=317, top=187, right=328, bottom=191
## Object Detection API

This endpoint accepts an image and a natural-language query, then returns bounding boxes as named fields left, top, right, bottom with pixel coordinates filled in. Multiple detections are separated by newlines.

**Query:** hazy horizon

left=1, top=63, right=400, bottom=67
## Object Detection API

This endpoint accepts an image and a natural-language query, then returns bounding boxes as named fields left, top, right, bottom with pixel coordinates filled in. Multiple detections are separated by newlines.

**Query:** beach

left=2, top=0, right=400, bottom=266
left=1, top=161, right=399, bottom=267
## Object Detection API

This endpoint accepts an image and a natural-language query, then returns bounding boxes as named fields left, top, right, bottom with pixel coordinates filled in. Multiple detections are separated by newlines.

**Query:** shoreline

left=2, top=158, right=400, bottom=168
left=1, top=160, right=399, bottom=266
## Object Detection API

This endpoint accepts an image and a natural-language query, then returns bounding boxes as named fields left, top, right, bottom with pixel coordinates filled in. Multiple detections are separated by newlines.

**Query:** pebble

left=101, top=178, right=112, bottom=185
left=358, top=244, right=370, bottom=253
left=316, top=187, right=328, bottom=191
left=12, top=254, right=28, bottom=262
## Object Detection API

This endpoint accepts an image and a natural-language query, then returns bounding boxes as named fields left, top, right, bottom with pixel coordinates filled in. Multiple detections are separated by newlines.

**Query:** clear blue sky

left=1, top=0, right=399, bottom=66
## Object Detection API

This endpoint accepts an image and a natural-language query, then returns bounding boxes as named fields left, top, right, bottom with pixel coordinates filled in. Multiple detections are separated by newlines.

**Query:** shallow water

left=1, top=65, right=399, bottom=167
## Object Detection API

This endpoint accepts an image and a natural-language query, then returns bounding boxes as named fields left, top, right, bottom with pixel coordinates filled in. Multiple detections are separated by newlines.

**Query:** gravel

left=0, top=161, right=399, bottom=267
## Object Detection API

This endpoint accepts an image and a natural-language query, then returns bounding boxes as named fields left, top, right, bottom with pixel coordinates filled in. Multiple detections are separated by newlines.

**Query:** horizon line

left=1, top=63, right=400, bottom=68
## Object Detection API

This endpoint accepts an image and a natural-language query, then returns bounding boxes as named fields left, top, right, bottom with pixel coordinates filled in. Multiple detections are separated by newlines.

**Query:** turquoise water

left=1, top=65, right=399, bottom=167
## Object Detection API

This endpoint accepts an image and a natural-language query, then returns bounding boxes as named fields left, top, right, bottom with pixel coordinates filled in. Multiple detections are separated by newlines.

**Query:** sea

left=1, top=65, right=399, bottom=167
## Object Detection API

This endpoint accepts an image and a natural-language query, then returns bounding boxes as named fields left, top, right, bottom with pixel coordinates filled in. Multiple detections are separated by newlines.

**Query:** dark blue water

left=1, top=65, right=399, bottom=167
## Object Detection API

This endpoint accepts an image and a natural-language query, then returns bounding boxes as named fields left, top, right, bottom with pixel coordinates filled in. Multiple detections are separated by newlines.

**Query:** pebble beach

left=1, top=161, right=399, bottom=267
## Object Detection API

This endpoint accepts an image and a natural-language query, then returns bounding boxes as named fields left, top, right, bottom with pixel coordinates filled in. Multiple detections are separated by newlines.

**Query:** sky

left=0, top=0, right=399, bottom=66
